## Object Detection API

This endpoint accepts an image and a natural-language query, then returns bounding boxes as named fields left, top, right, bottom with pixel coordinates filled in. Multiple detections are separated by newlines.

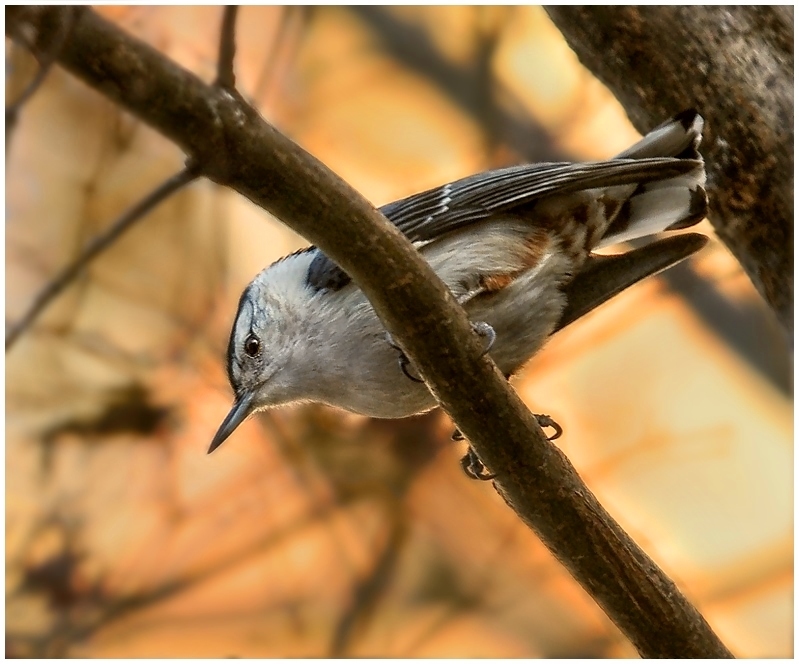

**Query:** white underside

left=288, top=221, right=571, bottom=419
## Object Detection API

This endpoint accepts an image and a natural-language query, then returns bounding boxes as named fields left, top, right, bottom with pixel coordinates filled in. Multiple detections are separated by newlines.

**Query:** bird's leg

left=387, top=320, right=496, bottom=384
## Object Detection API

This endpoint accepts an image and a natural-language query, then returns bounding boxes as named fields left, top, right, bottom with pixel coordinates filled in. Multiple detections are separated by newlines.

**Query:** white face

left=210, top=274, right=286, bottom=453
left=226, top=282, right=271, bottom=397
left=211, top=250, right=331, bottom=453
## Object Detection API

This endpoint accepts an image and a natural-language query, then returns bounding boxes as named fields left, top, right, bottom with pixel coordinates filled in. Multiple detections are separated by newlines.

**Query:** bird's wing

left=380, top=158, right=696, bottom=242
left=306, top=158, right=698, bottom=292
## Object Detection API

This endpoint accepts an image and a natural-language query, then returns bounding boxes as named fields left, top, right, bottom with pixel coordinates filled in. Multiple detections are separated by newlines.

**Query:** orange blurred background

left=6, top=6, right=792, bottom=658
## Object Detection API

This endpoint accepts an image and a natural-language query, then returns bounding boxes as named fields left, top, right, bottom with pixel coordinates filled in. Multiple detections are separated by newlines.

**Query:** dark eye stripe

left=226, top=285, right=255, bottom=387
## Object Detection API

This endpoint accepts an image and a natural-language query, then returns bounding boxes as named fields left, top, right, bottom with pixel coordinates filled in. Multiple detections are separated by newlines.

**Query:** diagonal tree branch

left=6, top=6, right=246, bottom=351
left=545, top=6, right=794, bottom=336
left=5, top=6, right=83, bottom=150
left=6, top=168, right=198, bottom=350
left=6, top=7, right=733, bottom=658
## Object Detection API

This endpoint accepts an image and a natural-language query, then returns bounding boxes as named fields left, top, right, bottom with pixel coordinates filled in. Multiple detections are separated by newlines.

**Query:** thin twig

left=6, top=7, right=82, bottom=148
left=215, top=6, right=239, bottom=90
left=252, top=7, right=308, bottom=104
left=6, top=168, right=198, bottom=351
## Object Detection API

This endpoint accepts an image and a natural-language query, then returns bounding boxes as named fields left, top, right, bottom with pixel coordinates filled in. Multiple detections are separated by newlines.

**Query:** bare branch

left=6, top=168, right=198, bottom=351
left=252, top=6, right=308, bottom=103
left=5, top=7, right=83, bottom=147
left=215, top=6, right=238, bottom=90
left=6, top=7, right=733, bottom=657
left=545, top=6, right=794, bottom=336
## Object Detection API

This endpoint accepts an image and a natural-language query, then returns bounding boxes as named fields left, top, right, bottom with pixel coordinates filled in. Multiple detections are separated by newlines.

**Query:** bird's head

left=208, top=256, right=313, bottom=453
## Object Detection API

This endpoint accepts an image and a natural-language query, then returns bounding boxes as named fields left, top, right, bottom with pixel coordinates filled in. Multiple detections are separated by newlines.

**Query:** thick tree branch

left=545, top=6, right=794, bottom=335
left=5, top=6, right=243, bottom=351
left=6, top=7, right=733, bottom=657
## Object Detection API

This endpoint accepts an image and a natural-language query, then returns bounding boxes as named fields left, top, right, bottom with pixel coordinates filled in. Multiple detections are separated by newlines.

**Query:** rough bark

left=546, top=6, right=794, bottom=336
left=6, top=7, right=733, bottom=658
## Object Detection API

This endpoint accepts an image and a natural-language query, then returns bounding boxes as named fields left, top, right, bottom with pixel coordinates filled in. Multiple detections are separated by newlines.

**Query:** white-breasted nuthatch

left=209, top=110, right=708, bottom=461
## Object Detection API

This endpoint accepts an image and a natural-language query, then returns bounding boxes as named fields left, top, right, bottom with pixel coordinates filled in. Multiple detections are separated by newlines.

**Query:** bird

left=209, top=109, right=708, bottom=471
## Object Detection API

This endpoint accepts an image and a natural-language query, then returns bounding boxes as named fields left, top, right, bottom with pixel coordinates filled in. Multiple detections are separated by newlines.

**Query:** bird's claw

left=385, top=332, right=424, bottom=383
left=453, top=414, right=561, bottom=481
left=452, top=415, right=561, bottom=445
left=535, top=413, right=563, bottom=440
left=460, top=446, right=495, bottom=481
left=388, top=321, right=496, bottom=383
left=472, top=321, right=496, bottom=358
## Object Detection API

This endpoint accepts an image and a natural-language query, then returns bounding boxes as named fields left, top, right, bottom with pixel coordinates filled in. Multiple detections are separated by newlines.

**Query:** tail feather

left=597, top=110, right=708, bottom=248
left=614, top=109, right=704, bottom=160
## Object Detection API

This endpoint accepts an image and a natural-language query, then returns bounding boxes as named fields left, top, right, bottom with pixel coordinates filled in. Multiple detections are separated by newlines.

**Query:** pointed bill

left=208, top=390, right=255, bottom=454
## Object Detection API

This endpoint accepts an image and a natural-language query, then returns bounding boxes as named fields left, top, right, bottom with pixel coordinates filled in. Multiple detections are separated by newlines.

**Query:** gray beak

left=208, top=391, right=254, bottom=454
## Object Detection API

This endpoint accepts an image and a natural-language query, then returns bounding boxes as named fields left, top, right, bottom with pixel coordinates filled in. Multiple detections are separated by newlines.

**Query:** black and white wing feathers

left=306, top=108, right=706, bottom=292
left=380, top=157, right=696, bottom=243
left=306, top=157, right=699, bottom=291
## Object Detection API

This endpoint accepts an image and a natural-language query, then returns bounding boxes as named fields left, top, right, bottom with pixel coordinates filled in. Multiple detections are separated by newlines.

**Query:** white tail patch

left=598, top=110, right=707, bottom=247
left=616, top=110, right=704, bottom=160
left=597, top=188, right=693, bottom=247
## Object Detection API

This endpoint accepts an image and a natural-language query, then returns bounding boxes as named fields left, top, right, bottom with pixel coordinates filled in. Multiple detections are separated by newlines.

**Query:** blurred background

left=5, top=6, right=792, bottom=658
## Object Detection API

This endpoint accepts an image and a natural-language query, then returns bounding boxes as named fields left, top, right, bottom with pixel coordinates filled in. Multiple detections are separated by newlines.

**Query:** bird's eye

left=244, top=334, right=261, bottom=358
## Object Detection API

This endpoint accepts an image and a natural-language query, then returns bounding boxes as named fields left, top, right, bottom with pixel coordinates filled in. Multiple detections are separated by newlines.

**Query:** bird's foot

left=535, top=413, right=563, bottom=440
left=387, top=321, right=496, bottom=383
left=460, top=446, right=495, bottom=481
left=472, top=320, right=496, bottom=357
left=453, top=413, right=562, bottom=481
left=385, top=332, right=424, bottom=383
